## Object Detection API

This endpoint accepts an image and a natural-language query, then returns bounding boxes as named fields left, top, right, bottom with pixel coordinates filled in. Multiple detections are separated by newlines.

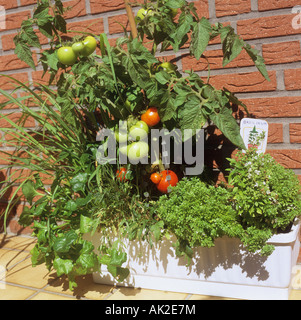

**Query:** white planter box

left=85, top=219, right=300, bottom=300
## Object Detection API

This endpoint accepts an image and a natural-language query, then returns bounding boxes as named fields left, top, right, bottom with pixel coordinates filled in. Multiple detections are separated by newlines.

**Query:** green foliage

left=0, top=0, right=289, bottom=290
left=227, top=147, right=301, bottom=232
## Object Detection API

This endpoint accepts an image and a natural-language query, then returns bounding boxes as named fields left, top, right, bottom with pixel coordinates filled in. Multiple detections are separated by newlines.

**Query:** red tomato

left=150, top=172, right=162, bottom=184
left=116, top=167, right=127, bottom=182
left=141, top=107, right=160, bottom=127
left=156, top=170, right=178, bottom=194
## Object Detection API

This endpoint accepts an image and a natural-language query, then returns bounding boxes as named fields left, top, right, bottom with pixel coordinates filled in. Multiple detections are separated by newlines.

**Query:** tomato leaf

left=244, top=44, right=270, bottom=81
left=210, top=107, right=246, bottom=150
left=190, top=18, right=212, bottom=60
left=14, top=41, right=36, bottom=70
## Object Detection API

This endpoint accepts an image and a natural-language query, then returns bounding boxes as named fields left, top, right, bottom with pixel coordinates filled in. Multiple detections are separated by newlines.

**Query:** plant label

left=240, top=118, right=268, bottom=154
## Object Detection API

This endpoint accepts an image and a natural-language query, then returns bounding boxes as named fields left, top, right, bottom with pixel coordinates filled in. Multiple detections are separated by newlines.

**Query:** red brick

left=0, top=1, right=18, bottom=9
left=63, top=0, right=86, bottom=20
left=262, top=41, right=301, bottom=65
left=66, top=18, right=104, bottom=37
left=204, top=71, right=277, bottom=93
left=0, top=151, right=13, bottom=166
left=290, top=123, right=301, bottom=143
left=108, top=14, right=130, bottom=35
left=0, top=53, right=38, bottom=72
left=8, top=219, right=33, bottom=235
left=20, top=0, right=36, bottom=5
left=0, top=93, right=19, bottom=110
left=215, top=0, right=251, bottom=17
left=5, top=11, right=31, bottom=31
left=1, top=33, right=18, bottom=51
left=267, top=149, right=301, bottom=169
left=193, top=0, right=209, bottom=19
left=90, top=0, right=125, bottom=14
left=284, top=69, right=301, bottom=91
left=268, top=123, right=283, bottom=143
left=242, top=97, right=301, bottom=118
left=0, top=112, right=35, bottom=128
left=258, top=0, right=300, bottom=11
left=182, top=48, right=254, bottom=71
left=237, top=14, right=301, bottom=40
left=0, top=73, right=29, bottom=90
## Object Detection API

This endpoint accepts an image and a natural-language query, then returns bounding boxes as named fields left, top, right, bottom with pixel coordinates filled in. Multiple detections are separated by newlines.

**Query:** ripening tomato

left=150, top=172, right=161, bottom=184
left=141, top=107, right=160, bottom=127
left=156, top=170, right=178, bottom=194
left=57, top=46, right=77, bottom=66
left=116, top=167, right=127, bottom=182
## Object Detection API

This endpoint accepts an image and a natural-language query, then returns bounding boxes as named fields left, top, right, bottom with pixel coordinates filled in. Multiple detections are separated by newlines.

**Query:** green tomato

left=128, top=141, right=149, bottom=162
left=136, top=8, right=153, bottom=21
left=57, top=46, right=77, bottom=66
left=115, top=130, right=128, bottom=143
left=71, top=42, right=85, bottom=56
left=135, top=121, right=149, bottom=133
left=81, top=36, right=97, bottom=57
left=129, top=124, right=148, bottom=141
left=158, top=61, right=176, bottom=73
left=119, top=145, right=129, bottom=156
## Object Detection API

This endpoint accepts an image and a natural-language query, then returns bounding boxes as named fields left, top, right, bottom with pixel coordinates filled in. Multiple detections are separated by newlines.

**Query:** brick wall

left=0, top=0, right=301, bottom=234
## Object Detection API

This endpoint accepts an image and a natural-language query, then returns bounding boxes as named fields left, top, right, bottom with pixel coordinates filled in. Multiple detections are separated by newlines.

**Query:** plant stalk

left=124, top=0, right=138, bottom=39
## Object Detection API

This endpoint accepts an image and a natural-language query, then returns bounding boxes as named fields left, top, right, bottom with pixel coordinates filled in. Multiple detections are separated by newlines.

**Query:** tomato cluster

left=150, top=170, right=178, bottom=194
left=57, top=36, right=97, bottom=66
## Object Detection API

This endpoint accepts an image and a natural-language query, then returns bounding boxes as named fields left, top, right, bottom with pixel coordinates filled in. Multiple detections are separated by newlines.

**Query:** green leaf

left=80, top=215, right=94, bottom=233
left=150, top=220, right=164, bottom=242
left=20, top=20, right=41, bottom=48
left=179, top=95, right=206, bottom=131
left=70, top=173, right=88, bottom=192
left=22, top=180, right=38, bottom=205
left=53, top=230, right=78, bottom=253
left=107, top=265, right=130, bottom=283
left=221, top=30, right=244, bottom=67
left=165, top=0, right=186, bottom=8
left=190, top=18, right=212, bottom=60
left=110, top=249, right=127, bottom=267
left=170, top=13, right=193, bottom=52
left=65, top=200, right=77, bottom=212
left=14, top=41, right=36, bottom=70
left=210, top=107, right=246, bottom=150
left=19, top=206, right=32, bottom=227
left=53, top=257, right=74, bottom=276
left=244, top=44, right=270, bottom=81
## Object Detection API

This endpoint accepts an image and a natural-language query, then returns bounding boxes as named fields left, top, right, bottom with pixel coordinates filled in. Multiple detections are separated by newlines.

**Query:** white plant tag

left=240, top=118, right=269, bottom=154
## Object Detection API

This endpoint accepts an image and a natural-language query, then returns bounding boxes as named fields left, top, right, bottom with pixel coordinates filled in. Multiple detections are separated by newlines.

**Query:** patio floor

left=0, top=234, right=300, bottom=300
